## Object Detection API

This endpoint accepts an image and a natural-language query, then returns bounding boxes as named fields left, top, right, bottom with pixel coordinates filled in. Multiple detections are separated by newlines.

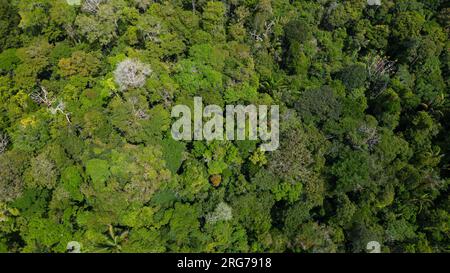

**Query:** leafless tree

left=31, top=86, right=72, bottom=124
left=367, top=0, right=382, bottom=6
left=263, top=20, right=275, bottom=39
left=64, top=24, right=80, bottom=44
left=0, top=134, right=8, bottom=154
left=129, top=97, right=149, bottom=120
left=159, top=89, right=173, bottom=107
left=114, top=59, right=152, bottom=91
left=81, top=0, right=104, bottom=14
left=358, top=125, right=380, bottom=150
left=367, top=54, right=396, bottom=98
left=250, top=30, right=263, bottom=42
left=250, top=19, right=276, bottom=43
left=138, top=17, right=162, bottom=43
left=367, top=54, right=396, bottom=81
left=31, top=86, right=55, bottom=107
left=135, top=12, right=163, bottom=43
left=135, top=0, right=152, bottom=11
left=50, top=101, right=72, bottom=124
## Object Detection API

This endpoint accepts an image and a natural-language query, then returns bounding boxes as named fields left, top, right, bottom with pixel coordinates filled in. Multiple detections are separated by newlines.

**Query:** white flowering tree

left=206, top=202, right=233, bottom=224
left=114, top=59, right=152, bottom=91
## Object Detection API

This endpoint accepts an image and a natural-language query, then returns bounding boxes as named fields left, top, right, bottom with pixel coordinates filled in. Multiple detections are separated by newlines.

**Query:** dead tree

left=49, top=101, right=72, bottom=124
left=81, top=0, right=104, bottom=14
left=129, top=97, right=149, bottom=120
left=31, top=86, right=55, bottom=108
left=250, top=30, right=263, bottom=42
left=31, top=86, right=72, bottom=124
left=0, top=134, right=8, bottom=154
left=250, top=19, right=276, bottom=43
left=140, top=21, right=162, bottom=43
left=367, top=55, right=396, bottom=80
left=367, top=54, right=396, bottom=98
left=135, top=0, right=152, bottom=11
left=159, top=89, right=173, bottom=107
left=358, top=125, right=380, bottom=151
left=263, top=20, right=275, bottom=40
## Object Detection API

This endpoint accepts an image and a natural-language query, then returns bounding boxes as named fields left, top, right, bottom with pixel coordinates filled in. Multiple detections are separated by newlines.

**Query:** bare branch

left=367, top=54, right=396, bottom=80
left=50, top=101, right=72, bottom=124
left=0, top=134, right=8, bottom=154
left=31, top=86, right=55, bottom=107
left=81, top=0, right=104, bottom=14
left=367, top=54, right=396, bottom=98
left=358, top=125, right=380, bottom=150
left=129, top=97, right=149, bottom=120
left=250, top=30, right=263, bottom=42
left=30, top=87, right=72, bottom=124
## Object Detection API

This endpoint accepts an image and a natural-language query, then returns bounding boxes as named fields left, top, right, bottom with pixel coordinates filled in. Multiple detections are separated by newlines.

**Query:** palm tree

left=410, top=193, right=433, bottom=213
left=94, top=224, right=129, bottom=253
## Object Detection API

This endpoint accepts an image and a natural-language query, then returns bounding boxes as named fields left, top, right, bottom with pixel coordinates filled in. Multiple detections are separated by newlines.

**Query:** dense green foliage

left=0, top=0, right=449, bottom=253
